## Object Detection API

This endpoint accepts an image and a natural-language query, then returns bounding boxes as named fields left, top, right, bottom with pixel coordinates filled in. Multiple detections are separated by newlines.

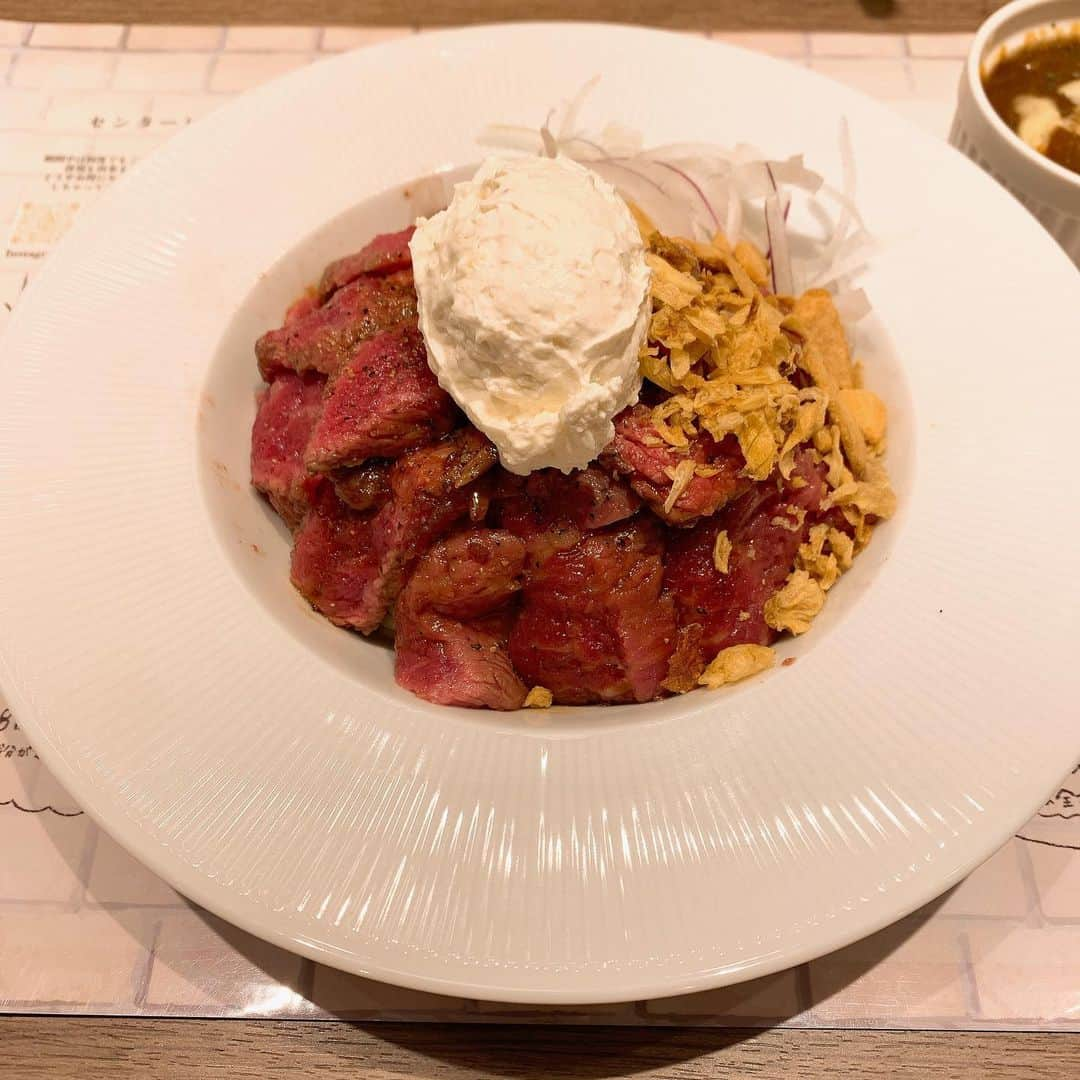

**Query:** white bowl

left=0, top=24, right=1078, bottom=1003
left=951, top=0, right=1080, bottom=266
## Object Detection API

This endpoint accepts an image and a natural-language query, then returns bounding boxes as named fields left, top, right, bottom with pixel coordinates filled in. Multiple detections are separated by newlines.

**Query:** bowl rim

left=965, top=0, right=1080, bottom=199
left=2, top=20, right=1080, bottom=1005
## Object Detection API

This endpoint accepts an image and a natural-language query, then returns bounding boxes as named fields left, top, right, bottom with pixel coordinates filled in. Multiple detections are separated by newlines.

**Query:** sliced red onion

left=831, top=288, right=872, bottom=323
left=650, top=160, right=721, bottom=232
left=540, top=123, right=558, bottom=159
left=479, top=93, right=876, bottom=320
left=764, top=192, right=794, bottom=295
left=804, top=236, right=880, bottom=290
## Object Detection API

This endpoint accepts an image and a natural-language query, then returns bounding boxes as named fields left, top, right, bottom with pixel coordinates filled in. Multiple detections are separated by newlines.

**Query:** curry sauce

left=983, top=30, right=1080, bottom=174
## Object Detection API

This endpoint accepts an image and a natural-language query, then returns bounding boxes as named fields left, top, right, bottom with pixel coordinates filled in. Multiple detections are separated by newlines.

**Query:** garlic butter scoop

left=409, top=155, right=650, bottom=475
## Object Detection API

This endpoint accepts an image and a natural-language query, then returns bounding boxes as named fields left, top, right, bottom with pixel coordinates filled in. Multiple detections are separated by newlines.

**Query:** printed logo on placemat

left=1017, top=764, right=1080, bottom=851
left=0, top=706, right=84, bottom=818
left=7, top=200, right=79, bottom=252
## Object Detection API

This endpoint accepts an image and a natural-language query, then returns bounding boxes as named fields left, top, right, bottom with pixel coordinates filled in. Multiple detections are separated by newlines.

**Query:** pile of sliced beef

left=252, top=227, right=846, bottom=710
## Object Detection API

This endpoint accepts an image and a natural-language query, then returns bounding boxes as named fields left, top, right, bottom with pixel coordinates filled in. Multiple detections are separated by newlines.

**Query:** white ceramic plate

left=0, top=24, right=1078, bottom=1004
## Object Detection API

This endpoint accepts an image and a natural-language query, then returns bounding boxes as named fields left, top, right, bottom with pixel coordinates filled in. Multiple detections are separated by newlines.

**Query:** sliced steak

left=283, top=292, right=318, bottom=325
left=290, top=486, right=381, bottom=630
left=570, top=466, right=642, bottom=528
left=663, top=450, right=828, bottom=669
left=661, top=622, right=707, bottom=694
left=255, top=270, right=417, bottom=380
left=340, top=428, right=499, bottom=634
left=304, top=322, right=455, bottom=472
left=492, top=465, right=640, bottom=563
left=317, top=226, right=416, bottom=302
left=509, top=518, right=676, bottom=705
left=395, top=528, right=528, bottom=710
left=331, top=460, right=392, bottom=512
left=492, top=476, right=583, bottom=574
left=250, top=371, right=326, bottom=530
left=602, top=404, right=750, bottom=525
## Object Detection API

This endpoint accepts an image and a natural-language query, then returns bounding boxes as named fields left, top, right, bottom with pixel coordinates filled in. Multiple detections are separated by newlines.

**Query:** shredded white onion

left=480, top=85, right=876, bottom=317
left=831, top=287, right=872, bottom=323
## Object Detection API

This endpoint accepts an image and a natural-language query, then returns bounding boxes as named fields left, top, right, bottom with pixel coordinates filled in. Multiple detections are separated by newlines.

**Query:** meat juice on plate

left=250, top=149, right=895, bottom=710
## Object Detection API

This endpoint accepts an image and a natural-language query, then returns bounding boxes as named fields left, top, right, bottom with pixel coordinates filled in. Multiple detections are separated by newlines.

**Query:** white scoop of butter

left=410, top=155, right=650, bottom=475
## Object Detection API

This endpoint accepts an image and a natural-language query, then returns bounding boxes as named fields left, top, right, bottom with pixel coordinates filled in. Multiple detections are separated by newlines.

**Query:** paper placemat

left=1, top=22, right=1077, bottom=1028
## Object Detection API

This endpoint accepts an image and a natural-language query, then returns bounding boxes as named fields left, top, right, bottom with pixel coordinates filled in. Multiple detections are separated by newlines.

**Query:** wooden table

left=2, top=0, right=1002, bottom=33
left=2, top=1019, right=1079, bottom=1078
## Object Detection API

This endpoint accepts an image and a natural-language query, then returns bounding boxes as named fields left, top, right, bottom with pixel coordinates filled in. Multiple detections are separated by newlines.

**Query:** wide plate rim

left=1, top=22, right=1078, bottom=1004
